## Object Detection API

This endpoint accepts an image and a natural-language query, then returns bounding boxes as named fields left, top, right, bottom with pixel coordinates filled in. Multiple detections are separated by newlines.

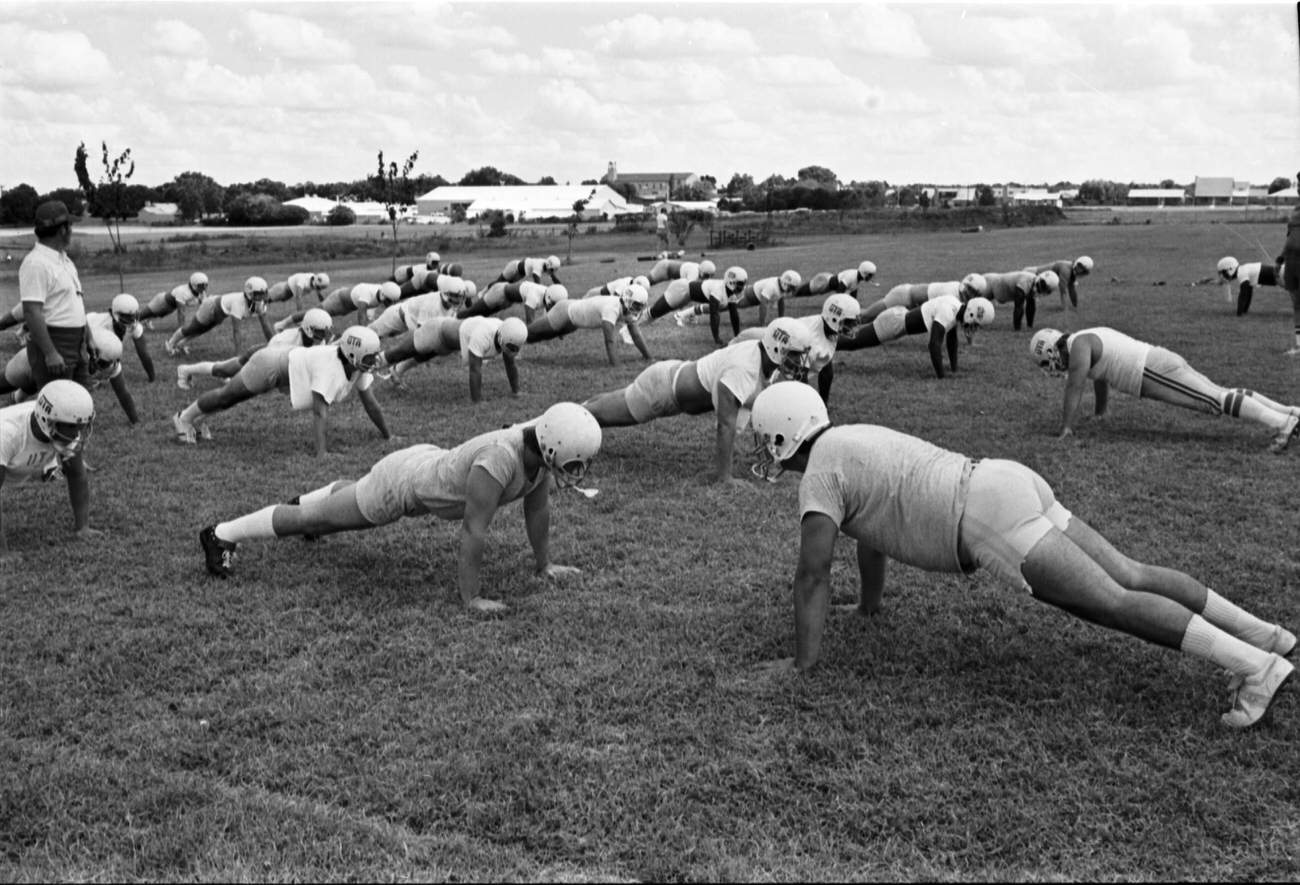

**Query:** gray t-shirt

left=797, top=425, right=972, bottom=573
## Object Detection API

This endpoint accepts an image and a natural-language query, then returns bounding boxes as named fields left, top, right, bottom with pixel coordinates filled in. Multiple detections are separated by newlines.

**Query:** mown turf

left=1, top=220, right=1297, bottom=881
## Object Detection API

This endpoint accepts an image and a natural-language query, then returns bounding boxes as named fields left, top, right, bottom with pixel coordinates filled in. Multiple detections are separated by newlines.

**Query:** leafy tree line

left=3, top=162, right=1295, bottom=227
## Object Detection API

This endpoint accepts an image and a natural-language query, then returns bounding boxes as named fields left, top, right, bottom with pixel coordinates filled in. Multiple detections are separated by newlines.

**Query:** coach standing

left=1281, top=171, right=1300, bottom=357
left=20, top=201, right=90, bottom=387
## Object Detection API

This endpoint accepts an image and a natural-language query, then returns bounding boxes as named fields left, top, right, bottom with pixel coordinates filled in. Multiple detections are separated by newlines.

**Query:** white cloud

left=830, top=4, right=930, bottom=60
left=0, top=24, right=114, bottom=88
left=148, top=19, right=207, bottom=57
left=586, top=13, right=759, bottom=56
left=243, top=10, right=354, bottom=62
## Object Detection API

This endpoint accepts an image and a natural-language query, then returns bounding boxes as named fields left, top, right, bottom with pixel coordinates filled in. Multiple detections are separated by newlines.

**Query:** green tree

left=1268, top=176, right=1293, bottom=194
left=75, top=140, right=135, bottom=290
left=326, top=204, right=356, bottom=226
left=976, top=184, right=997, bottom=206
left=918, top=189, right=931, bottom=210
left=538, top=175, right=558, bottom=185
left=0, top=183, right=40, bottom=225
left=162, top=171, right=225, bottom=222
left=374, top=149, right=419, bottom=273
left=797, top=165, right=839, bottom=188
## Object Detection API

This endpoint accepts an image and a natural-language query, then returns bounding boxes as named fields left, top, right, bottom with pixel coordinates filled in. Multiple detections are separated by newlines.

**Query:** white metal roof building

left=416, top=185, right=638, bottom=220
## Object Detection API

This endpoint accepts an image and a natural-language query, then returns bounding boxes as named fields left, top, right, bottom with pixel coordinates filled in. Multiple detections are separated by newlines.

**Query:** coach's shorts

left=236, top=347, right=291, bottom=394
left=625, top=359, right=685, bottom=423
left=354, top=444, right=448, bottom=525
left=958, top=459, right=1072, bottom=593
left=872, top=306, right=908, bottom=341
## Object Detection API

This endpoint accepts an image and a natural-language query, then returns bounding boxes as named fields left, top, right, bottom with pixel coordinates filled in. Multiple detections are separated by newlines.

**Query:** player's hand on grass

left=540, top=563, right=581, bottom=580
left=466, top=596, right=508, bottom=614
left=74, top=527, right=105, bottom=541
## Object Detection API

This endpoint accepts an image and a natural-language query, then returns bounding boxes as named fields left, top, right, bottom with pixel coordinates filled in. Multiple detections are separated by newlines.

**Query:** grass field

left=1, top=220, right=1297, bottom=881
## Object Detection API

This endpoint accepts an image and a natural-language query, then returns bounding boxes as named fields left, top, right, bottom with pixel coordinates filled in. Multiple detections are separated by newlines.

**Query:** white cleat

left=172, top=411, right=196, bottom=445
left=1270, top=413, right=1300, bottom=454
left=1221, top=654, right=1294, bottom=728
left=176, top=366, right=191, bottom=390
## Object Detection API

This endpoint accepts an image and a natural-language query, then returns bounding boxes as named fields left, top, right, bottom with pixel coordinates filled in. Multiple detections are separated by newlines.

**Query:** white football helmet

left=1217, top=256, right=1239, bottom=280
left=89, top=326, right=123, bottom=373
left=1074, top=256, right=1094, bottom=276
left=961, top=297, right=995, bottom=333
left=533, top=402, right=602, bottom=489
left=339, top=326, right=382, bottom=371
left=633, top=275, right=650, bottom=291
left=960, top=273, right=989, bottom=300
left=778, top=270, right=802, bottom=294
left=1033, top=270, right=1060, bottom=296
left=497, top=317, right=528, bottom=355
left=698, top=260, right=717, bottom=279
left=311, top=272, right=331, bottom=292
left=544, top=255, right=562, bottom=273
left=33, top=379, right=95, bottom=457
left=377, top=281, right=402, bottom=305
left=821, top=293, right=861, bottom=336
left=244, top=276, right=269, bottom=304
left=544, top=284, right=569, bottom=309
left=110, top=293, right=139, bottom=326
left=189, top=272, right=209, bottom=294
left=857, top=260, right=877, bottom=282
left=440, top=279, right=469, bottom=309
left=462, top=280, right=477, bottom=302
left=749, top=381, right=831, bottom=481
left=761, top=317, right=814, bottom=382
left=621, top=283, right=650, bottom=322
left=1029, top=328, right=1066, bottom=374
left=300, top=308, right=335, bottom=344
left=723, top=266, right=748, bottom=295
left=426, top=251, right=441, bottom=268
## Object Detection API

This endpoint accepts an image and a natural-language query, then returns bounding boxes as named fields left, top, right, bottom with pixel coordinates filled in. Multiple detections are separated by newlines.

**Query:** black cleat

left=200, top=525, right=237, bottom=578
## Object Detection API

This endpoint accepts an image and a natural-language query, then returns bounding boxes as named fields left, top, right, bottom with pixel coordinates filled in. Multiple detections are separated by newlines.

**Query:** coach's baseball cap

left=34, top=200, right=73, bottom=234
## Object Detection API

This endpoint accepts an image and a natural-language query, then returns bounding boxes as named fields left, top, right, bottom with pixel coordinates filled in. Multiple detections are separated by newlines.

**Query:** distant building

left=1192, top=177, right=1235, bottom=206
left=137, top=202, right=179, bottom=224
left=285, top=195, right=391, bottom=223
left=604, top=162, right=705, bottom=201
left=415, top=184, right=638, bottom=221
left=1127, top=188, right=1188, bottom=207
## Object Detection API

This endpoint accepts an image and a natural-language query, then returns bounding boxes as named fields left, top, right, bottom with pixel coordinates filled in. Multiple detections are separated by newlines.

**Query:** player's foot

left=1269, top=413, right=1300, bottom=454
left=1268, top=625, right=1297, bottom=658
left=1221, top=654, right=1294, bottom=728
left=172, top=411, right=196, bottom=445
left=176, top=365, right=191, bottom=390
left=197, top=422, right=213, bottom=441
left=673, top=310, right=688, bottom=327
left=199, top=525, right=237, bottom=578
left=164, top=339, right=178, bottom=356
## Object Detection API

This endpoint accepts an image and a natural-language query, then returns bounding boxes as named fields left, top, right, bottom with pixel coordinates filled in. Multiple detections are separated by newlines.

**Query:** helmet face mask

left=1029, top=328, right=1066, bottom=375
left=189, top=272, right=209, bottom=296
left=621, top=284, right=649, bottom=322
left=300, top=308, right=335, bottom=344
left=749, top=382, right=831, bottom=482
left=961, top=297, right=995, bottom=337
left=821, top=293, right=861, bottom=336
left=110, top=293, right=139, bottom=327
left=1217, top=257, right=1239, bottom=280
left=244, top=276, right=269, bottom=307
left=723, top=266, right=748, bottom=296
left=1074, top=256, right=1093, bottom=276
left=496, top=317, right=527, bottom=356
left=778, top=270, right=802, bottom=295
left=1034, top=270, right=1060, bottom=296
left=762, top=318, right=813, bottom=383
left=311, top=272, right=331, bottom=293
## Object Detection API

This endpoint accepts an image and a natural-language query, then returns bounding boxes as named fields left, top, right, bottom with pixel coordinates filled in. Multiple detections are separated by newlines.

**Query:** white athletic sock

left=1243, top=390, right=1291, bottom=414
left=179, top=402, right=204, bottom=425
left=1202, top=589, right=1277, bottom=649
left=215, top=505, right=277, bottom=543
left=298, top=481, right=342, bottom=507
left=1231, top=393, right=1288, bottom=430
left=1179, top=614, right=1272, bottom=677
left=187, top=361, right=217, bottom=378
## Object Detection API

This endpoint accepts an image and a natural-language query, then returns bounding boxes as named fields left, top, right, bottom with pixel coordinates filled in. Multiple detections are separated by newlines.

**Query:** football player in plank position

left=839, top=296, right=996, bottom=379
left=4, top=293, right=156, bottom=390
left=275, top=282, right=402, bottom=330
left=369, top=280, right=473, bottom=338
left=789, top=262, right=877, bottom=303
left=645, top=257, right=714, bottom=287
left=135, top=272, right=209, bottom=329
left=1030, top=326, right=1300, bottom=453
left=648, top=266, right=748, bottom=345
left=582, top=317, right=813, bottom=484
left=1025, top=256, right=1092, bottom=312
left=982, top=269, right=1057, bottom=331
left=0, top=380, right=100, bottom=554
left=748, top=381, right=1296, bottom=728
left=860, top=273, right=988, bottom=324
left=526, top=284, right=651, bottom=365
left=397, top=265, right=468, bottom=301
left=733, top=294, right=860, bottom=402
left=165, top=277, right=274, bottom=356
left=2, top=328, right=133, bottom=423
left=390, top=252, right=441, bottom=286
left=176, top=308, right=336, bottom=391
left=266, top=272, right=331, bottom=313
left=726, top=270, right=802, bottom=325
left=490, top=255, right=563, bottom=288
left=582, top=274, right=651, bottom=300
left=171, top=325, right=391, bottom=457
left=198, top=402, right=601, bottom=614
left=377, top=316, right=528, bottom=402
left=457, top=280, right=562, bottom=325
left=1215, top=257, right=1284, bottom=317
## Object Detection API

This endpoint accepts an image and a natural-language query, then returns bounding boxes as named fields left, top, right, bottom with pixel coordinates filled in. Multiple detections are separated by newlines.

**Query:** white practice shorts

left=872, top=306, right=909, bottom=341
left=624, top=359, right=686, bottom=423
left=354, top=444, right=447, bottom=525
left=958, top=459, right=1073, bottom=593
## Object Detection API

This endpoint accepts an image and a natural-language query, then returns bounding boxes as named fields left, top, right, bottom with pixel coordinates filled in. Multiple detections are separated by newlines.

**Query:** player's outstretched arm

left=1093, top=379, right=1109, bottom=418
left=928, top=325, right=947, bottom=378
left=627, top=321, right=652, bottom=360
left=793, top=512, right=839, bottom=670
left=0, top=467, right=9, bottom=555
left=711, top=387, right=742, bottom=483
left=502, top=352, right=521, bottom=396
left=310, top=392, right=331, bottom=457
left=944, top=326, right=958, bottom=373
left=132, top=336, right=156, bottom=383
left=601, top=322, right=619, bottom=366
left=467, top=354, right=485, bottom=403
left=108, top=374, right=140, bottom=425
left=459, top=466, right=507, bottom=612
left=63, top=454, right=93, bottom=536
left=855, top=542, right=886, bottom=616
left=1060, top=342, right=1091, bottom=437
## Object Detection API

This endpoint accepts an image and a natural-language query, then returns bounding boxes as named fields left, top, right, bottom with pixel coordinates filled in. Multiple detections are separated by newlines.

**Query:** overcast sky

left=2, top=1, right=1297, bottom=195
